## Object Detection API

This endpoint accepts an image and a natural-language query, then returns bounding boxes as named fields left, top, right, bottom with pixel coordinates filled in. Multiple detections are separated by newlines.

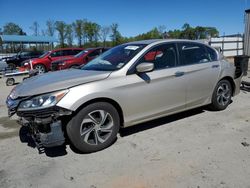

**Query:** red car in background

left=51, top=47, right=110, bottom=71
left=25, top=48, right=84, bottom=73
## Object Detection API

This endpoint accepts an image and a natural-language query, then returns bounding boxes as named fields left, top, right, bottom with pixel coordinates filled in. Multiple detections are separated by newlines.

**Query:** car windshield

left=39, top=51, right=50, bottom=58
left=81, top=44, right=146, bottom=71
left=74, top=50, right=89, bottom=58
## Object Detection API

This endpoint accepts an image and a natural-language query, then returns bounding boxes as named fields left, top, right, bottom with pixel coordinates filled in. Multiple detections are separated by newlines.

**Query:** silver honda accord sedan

left=6, top=39, right=242, bottom=153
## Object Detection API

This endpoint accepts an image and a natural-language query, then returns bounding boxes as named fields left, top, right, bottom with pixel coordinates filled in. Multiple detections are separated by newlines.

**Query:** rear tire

left=209, top=79, right=232, bottom=111
left=6, top=78, right=15, bottom=86
left=66, top=102, right=120, bottom=153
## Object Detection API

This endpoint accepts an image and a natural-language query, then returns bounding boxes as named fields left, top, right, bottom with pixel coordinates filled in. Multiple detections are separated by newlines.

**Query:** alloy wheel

left=80, top=110, right=114, bottom=145
left=216, top=83, right=231, bottom=106
left=34, top=65, right=45, bottom=74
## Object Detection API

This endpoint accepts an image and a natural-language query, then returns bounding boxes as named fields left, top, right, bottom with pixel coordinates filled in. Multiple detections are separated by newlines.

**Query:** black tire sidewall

left=67, top=102, right=120, bottom=153
left=8, top=63, right=16, bottom=70
left=211, top=80, right=232, bottom=111
left=6, top=78, right=14, bottom=86
left=34, top=64, right=46, bottom=73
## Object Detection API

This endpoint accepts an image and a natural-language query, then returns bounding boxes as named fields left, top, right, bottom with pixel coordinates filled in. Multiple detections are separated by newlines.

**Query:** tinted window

left=206, top=46, right=218, bottom=61
left=50, top=50, right=63, bottom=57
left=62, top=50, right=73, bottom=56
left=137, top=43, right=177, bottom=70
left=71, top=49, right=82, bottom=55
left=88, top=49, right=101, bottom=57
left=178, top=43, right=210, bottom=65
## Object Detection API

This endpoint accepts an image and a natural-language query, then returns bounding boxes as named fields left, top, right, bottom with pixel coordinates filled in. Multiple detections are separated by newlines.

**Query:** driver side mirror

left=48, top=56, right=52, bottom=60
left=136, top=62, right=154, bottom=73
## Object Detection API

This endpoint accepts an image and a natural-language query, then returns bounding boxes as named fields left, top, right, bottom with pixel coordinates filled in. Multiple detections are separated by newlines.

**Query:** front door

left=121, top=43, right=187, bottom=125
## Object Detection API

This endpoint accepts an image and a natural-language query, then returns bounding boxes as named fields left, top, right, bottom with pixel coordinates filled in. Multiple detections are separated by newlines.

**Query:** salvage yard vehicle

left=51, top=47, right=110, bottom=71
left=24, top=48, right=84, bottom=74
left=6, top=39, right=243, bottom=153
left=4, top=51, right=44, bottom=70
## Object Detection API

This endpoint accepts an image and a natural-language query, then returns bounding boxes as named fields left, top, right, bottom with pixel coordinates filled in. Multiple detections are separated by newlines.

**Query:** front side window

left=50, top=50, right=63, bottom=57
left=178, top=43, right=210, bottom=66
left=137, top=43, right=177, bottom=70
left=81, top=44, right=146, bottom=71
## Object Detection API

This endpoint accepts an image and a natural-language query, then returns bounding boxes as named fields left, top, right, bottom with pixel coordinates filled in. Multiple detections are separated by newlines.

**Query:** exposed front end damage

left=7, top=94, right=72, bottom=148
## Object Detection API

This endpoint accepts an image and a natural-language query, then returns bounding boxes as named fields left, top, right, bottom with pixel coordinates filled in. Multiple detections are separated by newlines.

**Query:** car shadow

left=120, top=107, right=205, bottom=137
left=19, top=107, right=206, bottom=156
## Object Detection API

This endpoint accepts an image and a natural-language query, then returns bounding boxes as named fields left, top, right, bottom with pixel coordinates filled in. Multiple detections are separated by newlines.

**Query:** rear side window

left=206, top=46, right=218, bottom=61
left=137, top=43, right=177, bottom=70
left=62, top=50, right=73, bottom=56
left=178, top=43, right=210, bottom=66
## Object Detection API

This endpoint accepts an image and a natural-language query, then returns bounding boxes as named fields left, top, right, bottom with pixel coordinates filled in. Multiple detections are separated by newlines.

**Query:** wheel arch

left=73, top=97, right=124, bottom=127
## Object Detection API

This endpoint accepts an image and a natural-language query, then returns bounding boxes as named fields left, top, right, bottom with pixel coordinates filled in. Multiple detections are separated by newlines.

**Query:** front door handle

left=175, top=71, right=185, bottom=77
left=212, top=65, right=219, bottom=68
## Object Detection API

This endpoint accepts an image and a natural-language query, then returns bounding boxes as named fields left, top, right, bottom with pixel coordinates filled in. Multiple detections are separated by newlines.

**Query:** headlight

left=18, top=90, right=68, bottom=111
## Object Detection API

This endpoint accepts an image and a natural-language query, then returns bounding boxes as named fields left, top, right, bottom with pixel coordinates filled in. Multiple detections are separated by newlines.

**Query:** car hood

left=13, top=69, right=111, bottom=97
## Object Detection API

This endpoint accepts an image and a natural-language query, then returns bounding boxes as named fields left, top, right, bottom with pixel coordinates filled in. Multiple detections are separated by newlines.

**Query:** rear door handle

left=175, top=71, right=185, bottom=77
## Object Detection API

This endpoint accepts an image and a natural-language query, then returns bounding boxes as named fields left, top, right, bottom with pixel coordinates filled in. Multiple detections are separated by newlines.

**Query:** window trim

left=176, top=41, right=218, bottom=67
left=127, top=42, right=179, bottom=75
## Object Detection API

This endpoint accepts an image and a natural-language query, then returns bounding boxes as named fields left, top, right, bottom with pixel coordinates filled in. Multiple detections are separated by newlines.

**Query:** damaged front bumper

left=6, top=95, right=72, bottom=148
left=18, top=118, right=65, bottom=148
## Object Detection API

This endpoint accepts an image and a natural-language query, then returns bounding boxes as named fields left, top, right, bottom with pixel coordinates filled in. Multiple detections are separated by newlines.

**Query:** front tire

left=66, top=102, right=120, bottom=153
left=34, top=64, right=46, bottom=74
left=8, top=63, right=16, bottom=70
left=209, top=79, right=232, bottom=111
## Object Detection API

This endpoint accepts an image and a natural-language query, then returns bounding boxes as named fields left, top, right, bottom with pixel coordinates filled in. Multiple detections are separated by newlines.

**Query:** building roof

left=246, top=9, right=250, bottom=13
left=0, top=35, right=57, bottom=43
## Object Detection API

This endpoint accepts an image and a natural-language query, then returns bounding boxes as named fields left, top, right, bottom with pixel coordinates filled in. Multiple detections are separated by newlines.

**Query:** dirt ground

left=0, top=75, right=250, bottom=188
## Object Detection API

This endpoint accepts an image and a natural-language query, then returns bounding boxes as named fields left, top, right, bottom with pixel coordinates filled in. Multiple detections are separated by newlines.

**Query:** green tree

left=84, top=21, right=101, bottom=46
left=30, top=21, right=39, bottom=36
left=66, top=24, right=74, bottom=47
left=3, top=22, right=26, bottom=35
left=46, top=20, right=55, bottom=37
left=168, top=24, right=219, bottom=40
left=110, top=23, right=122, bottom=45
left=55, top=21, right=67, bottom=47
left=73, top=19, right=85, bottom=47
left=100, top=26, right=110, bottom=47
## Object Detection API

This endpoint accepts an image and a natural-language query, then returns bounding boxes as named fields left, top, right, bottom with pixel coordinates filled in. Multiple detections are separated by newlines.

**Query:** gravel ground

left=0, top=76, right=250, bottom=188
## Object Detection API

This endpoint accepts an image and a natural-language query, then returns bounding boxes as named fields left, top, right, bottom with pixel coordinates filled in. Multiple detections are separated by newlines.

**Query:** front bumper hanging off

left=18, top=118, right=66, bottom=148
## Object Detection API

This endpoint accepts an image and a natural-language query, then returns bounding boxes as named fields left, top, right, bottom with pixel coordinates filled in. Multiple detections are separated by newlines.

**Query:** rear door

left=177, top=42, right=220, bottom=108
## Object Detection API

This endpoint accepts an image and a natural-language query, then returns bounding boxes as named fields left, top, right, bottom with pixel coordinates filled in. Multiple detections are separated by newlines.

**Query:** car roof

left=52, top=48, right=84, bottom=52
left=125, top=39, right=206, bottom=46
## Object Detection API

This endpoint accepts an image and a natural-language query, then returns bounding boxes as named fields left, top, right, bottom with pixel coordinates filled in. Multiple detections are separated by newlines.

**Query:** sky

left=0, top=0, right=249, bottom=37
